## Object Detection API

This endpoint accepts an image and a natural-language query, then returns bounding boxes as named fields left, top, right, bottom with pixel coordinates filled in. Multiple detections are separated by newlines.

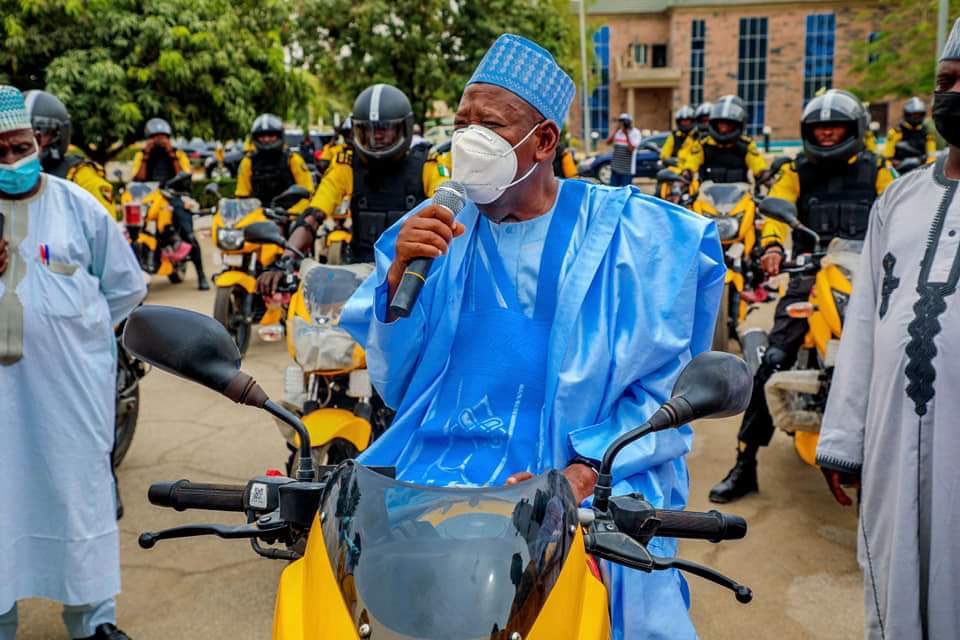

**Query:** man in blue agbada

left=341, top=34, right=725, bottom=638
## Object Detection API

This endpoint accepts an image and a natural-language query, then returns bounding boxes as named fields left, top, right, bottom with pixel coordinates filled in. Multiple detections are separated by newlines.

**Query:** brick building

left=568, top=0, right=922, bottom=145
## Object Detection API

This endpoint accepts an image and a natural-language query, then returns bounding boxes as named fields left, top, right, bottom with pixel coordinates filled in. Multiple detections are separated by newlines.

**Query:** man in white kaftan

left=816, top=27, right=960, bottom=638
left=0, top=86, right=146, bottom=640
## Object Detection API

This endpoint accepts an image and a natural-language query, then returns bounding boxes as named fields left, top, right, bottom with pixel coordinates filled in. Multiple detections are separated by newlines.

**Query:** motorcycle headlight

left=832, top=290, right=850, bottom=324
left=715, top=217, right=741, bottom=241
left=217, top=228, right=245, bottom=251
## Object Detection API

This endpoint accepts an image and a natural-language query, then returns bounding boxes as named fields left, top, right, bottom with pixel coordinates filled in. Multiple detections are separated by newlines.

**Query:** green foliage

left=0, top=0, right=307, bottom=162
left=853, top=2, right=960, bottom=100
left=290, top=0, right=580, bottom=125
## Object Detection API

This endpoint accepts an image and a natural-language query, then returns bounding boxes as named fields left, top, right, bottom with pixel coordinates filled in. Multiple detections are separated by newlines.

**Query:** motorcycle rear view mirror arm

left=122, top=306, right=315, bottom=481
left=593, top=352, right=752, bottom=512
left=651, top=556, right=753, bottom=604
left=758, top=197, right=821, bottom=249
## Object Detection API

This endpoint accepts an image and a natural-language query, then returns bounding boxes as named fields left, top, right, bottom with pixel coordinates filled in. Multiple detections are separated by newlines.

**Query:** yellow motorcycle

left=210, top=186, right=312, bottom=353
left=316, top=196, right=352, bottom=265
left=276, top=259, right=391, bottom=473
left=692, top=181, right=759, bottom=351
left=122, top=306, right=755, bottom=639
left=758, top=198, right=857, bottom=466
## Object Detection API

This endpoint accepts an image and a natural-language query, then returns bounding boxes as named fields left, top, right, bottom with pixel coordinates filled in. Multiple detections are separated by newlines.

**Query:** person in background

left=25, top=90, right=114, bottom=215
left=130, top=118, right=190, bottom=183
left=341, top=34, right=724, bottom=639
left=694, top=102, right=712, bottom=137
left=234, top=113, right=313, bottom=213
left=604, top=113, right=640, bottom=187
left=708, top=89, right=893, bottom=503
left=411, top=123, right=428, bottom=148
left=0, top=85, right=146, bottom=640
left=815, top=24, right=960, bottom=637
left=553, top=128, right=577, bottom=178
left=660, top=105, right=698, bottom=165
left=682, top=96, right=769, bottom=185
left=883, top=97, right=937, bottom=168
left=299, top=134, right=316, bottom=167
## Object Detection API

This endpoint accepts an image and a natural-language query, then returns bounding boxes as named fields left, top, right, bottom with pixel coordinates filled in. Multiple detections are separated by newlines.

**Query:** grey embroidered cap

left=0, top=86, right=31, bottom=135
left=942, top=18, right=960, bottom=61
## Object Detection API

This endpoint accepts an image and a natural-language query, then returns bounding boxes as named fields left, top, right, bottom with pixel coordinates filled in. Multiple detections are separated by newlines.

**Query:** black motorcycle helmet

left=251, top=113, right=285, bottom=152
left=708, top=96, right=747, bottom=143
left=24, top=90, right=71, bottom=168
left=144, top=118, right=173, bottom=138
left=903, top=97, right=926, bottom=129
left=800, top=89, right=865, bottom=163
left=695, top=102, right=712, bottom=133
left=675, top=105, right=695, bottom=133
left=352, top=84, right=414, bottom=163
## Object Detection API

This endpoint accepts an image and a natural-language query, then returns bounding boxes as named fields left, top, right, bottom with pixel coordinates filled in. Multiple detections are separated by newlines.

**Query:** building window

left=632, top=43, right=648, bottom=66
left=690, top=19, right=706, bottom=106
left=589, top=26, right=610, bottom=139
left=737, top=17, right=768, bottom=137
left=804, top=13, right=836, bottom=104
left=867, top=32, right=879, bottom=64
left=652, top=44, right=668, bottom=68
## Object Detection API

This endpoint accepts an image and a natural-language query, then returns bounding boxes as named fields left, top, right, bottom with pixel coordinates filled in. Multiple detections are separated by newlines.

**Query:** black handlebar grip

left=653, top=509, right=747, bottom=542
left=147, top=479, right=246, bottom=513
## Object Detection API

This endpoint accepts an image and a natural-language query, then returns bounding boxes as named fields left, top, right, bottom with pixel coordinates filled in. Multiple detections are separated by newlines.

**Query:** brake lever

left=139, top=511, right=289, bottom=549
left=652, top=555, right=752, bottom=604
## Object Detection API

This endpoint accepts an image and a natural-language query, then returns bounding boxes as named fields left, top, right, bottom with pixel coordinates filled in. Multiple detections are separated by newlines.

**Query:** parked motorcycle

left=758, top=198, right=857, bottom=466
left=210, top=186, right=310, bottom=354
left=692, top=181, right=759, bottom=351
left=277, top=260, right=391, bottom=474
left=316, top=196, right=352, bottom=265
left=121, top=306, right=755, bottom=639
left=120, top=172, right=211, bottom=284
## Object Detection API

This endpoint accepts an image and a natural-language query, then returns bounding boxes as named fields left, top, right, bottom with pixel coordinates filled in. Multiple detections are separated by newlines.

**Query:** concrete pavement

left=16, top=242, right=862, bottom=639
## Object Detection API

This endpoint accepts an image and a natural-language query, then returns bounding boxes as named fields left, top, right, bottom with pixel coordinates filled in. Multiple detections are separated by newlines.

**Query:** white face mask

left=451, top=124, right=540, bottom=205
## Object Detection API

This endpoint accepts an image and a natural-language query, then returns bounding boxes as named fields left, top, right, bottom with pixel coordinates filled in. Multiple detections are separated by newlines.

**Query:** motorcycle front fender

left=213, top=270, right=257, bottom=294
left=301, top=408, right=371, bottom=451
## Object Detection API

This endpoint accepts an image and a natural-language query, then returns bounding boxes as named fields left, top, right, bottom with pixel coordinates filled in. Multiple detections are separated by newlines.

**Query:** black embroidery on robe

left=879, top=253, right=900, bottom=319
left=904, top=158, right=960, bottom=417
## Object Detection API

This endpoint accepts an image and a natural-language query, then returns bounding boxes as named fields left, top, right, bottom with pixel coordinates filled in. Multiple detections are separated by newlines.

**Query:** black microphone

left=389, top=181, right=467, bottom=318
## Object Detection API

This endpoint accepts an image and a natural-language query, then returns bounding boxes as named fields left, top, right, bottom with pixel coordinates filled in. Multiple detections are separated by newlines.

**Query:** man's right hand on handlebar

left=256, top=254, right=299, bottom=296
left=760, top=247, right=784, bottom=276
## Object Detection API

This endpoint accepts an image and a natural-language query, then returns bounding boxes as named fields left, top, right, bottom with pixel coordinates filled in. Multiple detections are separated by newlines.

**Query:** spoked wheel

left=213, top=284, right=252, bottom=355
left=113, top=358, right=140, bottom=468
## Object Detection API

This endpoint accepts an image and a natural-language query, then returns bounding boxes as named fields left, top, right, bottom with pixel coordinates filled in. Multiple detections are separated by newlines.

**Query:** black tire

left=326, top=439, right=360, bottom=465
left=712, top=283, right=732, bottom=352
left=213, top=284, right=252, bottom=355
left=113, top=360, right=140, bottom=468
left=167, top=261, right=187, bottom=284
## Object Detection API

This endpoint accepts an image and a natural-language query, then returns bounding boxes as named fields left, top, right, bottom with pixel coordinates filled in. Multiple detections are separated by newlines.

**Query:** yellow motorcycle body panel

left=326, top=229, right=351, bottom=246
left=137, top=232, right=157, bottom=251
left=157, top=260, right=174, bottom=276
left=286, top=282, right=310, bottom=358
left=261, top=305, right=284, bottom=327
left=301, top=408, right=371, bottom=450
left=693, top=192, right=756, bottom=255
left=213, top=270, right=257, bottom=294
left=794, top=431, right=820, bottom=466
left=807, top=264, right=851, bottom=358
left=211, top=208, right=283, bottom=265
left=273, top=521, right=610, bottom=640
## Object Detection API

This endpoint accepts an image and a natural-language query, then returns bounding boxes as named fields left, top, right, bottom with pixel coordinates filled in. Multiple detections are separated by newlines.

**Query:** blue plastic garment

left=342, top=179, right=725, bottom=638
left=0, top=176, right=146, bottom=613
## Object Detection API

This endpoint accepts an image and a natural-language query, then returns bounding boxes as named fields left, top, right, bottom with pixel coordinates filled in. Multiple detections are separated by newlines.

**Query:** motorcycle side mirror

left=758, top=197, right=800, bottom=227
left=204, top=182, right=221, bottom=195
left=243, top=221, right=287, bottom=248
left=122, top=305, right=315, bottom=480
left=593, top=352, right=751, bottom=511
left=270, top=186, right=310, bottom=211
left=642, top=141, right=661, bottom=153
left=656, top=168, right=685, bottom=183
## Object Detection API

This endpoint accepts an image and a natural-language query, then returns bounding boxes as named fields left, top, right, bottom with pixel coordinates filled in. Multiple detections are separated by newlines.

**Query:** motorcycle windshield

left=302, top=262, right=372, bottom=325
left=822, top=238, right=864, bottom=278
left=320, top=463, right=578, bottom=640
left=701, top=182, right=750, bottom=215
left=218, top=198, right=261, bottom=227
left=126, top=182, right=158, bottom=201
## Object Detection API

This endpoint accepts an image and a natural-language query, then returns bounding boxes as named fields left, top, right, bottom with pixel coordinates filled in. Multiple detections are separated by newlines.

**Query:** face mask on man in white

left=451, top=122, right=542, bottom=205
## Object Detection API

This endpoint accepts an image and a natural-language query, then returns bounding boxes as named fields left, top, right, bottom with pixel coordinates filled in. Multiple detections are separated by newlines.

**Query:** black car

left=577, top=132, right=668, bottom=184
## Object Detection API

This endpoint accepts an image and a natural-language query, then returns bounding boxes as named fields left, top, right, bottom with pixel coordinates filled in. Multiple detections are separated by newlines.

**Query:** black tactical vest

left=145, top=151, right=176, bottom=183
left=250, top=149, right=296, bottom=205
left=794, top=151, right=879, bottom=254
left=700, top=138, right=750, bottom=183
left=895, top=125, right=928, bottom=160
left=47, top=155, right=82, bottom=180
left=350, top=145, right=429, bottom=262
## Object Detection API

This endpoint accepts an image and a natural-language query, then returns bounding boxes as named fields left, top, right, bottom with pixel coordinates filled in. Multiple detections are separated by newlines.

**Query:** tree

left=0, top=0, right=308, bottom=162
left=290, top=0, right=580, bottom=126
left=853, top=1, right=960, bottom=101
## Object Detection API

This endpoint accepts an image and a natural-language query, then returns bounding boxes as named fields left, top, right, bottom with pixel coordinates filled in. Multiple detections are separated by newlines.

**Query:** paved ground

left=16, top=239, right=862, bottom=639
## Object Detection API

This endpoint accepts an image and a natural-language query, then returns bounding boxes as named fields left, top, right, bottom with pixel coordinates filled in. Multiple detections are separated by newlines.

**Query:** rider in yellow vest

left=234, top=113, right=313, bottom=213
left=883, top=97, right=937, bottom=168
left=130, top=119, right=191, bottom=183
left=660, top=105, right=698, bottom=165
left=25, top=90, right=114, bottom=215
left=682, top=95, right=769, bottom=185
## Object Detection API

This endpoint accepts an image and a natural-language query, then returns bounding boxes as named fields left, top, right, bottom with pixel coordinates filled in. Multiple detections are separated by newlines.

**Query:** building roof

left=575, top=0, right=865, bottom=14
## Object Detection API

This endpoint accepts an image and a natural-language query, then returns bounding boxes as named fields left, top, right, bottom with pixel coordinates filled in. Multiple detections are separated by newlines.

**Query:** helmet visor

left=905, top=112, right=925, bottom=126
left=354, top=119, right=407, bottom=157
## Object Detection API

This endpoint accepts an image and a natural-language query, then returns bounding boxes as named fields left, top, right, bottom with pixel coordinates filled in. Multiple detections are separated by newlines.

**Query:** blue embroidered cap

left=0, top=86, right=31, bottom=134
left=467, top=34, right=576, bottom=125
left=942, top=18, right=960, bottom=61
